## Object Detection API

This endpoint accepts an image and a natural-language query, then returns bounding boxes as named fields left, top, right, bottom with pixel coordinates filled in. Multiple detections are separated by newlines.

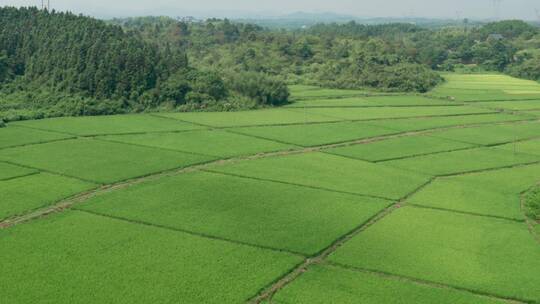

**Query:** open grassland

left=100, top=129, right=296, bottom=158
left=329, top=207, right=540, bottom=303
left=431, top=74, right=540, bottom=101
left=0, top=139, right=215, bottom=183
left=268, top=265, right=505, bottom=304
left=0, top=211, right=302, bottom=304
left=1, top=73, right=540, bottom=304
left=12, top=114, right=204, bottom=136
left=408, top=164, right=540, bottom=220
left=0, top=173, right=95, bottom=221
left=79, top=171, right=391, bottom=255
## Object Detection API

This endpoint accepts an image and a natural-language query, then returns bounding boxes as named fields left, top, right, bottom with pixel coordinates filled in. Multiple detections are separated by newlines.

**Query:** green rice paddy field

left=1, top=74, right=539, bottom=303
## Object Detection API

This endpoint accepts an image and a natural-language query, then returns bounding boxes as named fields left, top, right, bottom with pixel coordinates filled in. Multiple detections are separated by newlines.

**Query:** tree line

left=1, top=8, right=539, bottom=122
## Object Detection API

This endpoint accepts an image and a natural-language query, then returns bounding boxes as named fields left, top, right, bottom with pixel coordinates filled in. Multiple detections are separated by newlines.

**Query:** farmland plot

left=525, top=110, right=540, bottom=117
left=234, top=121, right=399, bottom=147
left=269, top=265, right=505, bottom=304
left=11, top=114, right=203, bottom=136
left=0, top=173, right=95, bottom=220
left=287, top=95, right=457, bottom=108
left=100, top=129, right=296, bottom=158
left=329, top=207, right=540, bottom=303
left=0, top=162, right=37, bottom=180
left=0, top=125, right=73, bottom=149
left=408, top=163, right=540, bottom=220
left=0, top=139, right=215, bottom=183
left=429, top=121, right=540, bottom=145
left=3, top=74, right=540, bottom=304
left=383, top=146, right=539, bottom=176
left=326, top=135, right=476, bottom=162
left=293, top=106, right=495, bottom=121
left=431, top=74, right=540, bottom=101
left=0, top=211, right=302, bottom=304
left=80, top=171, right=391, bottom=255
left=481, top=100, right=540, bottom=111
left=210, top=152, right=429, bottom=200
left=365, top=113, right=532, bottom=132
left=156, top=109, right=340, bottom=127
left=289, top=85, right=369, bottom=100
left=499, top=138, right=540, bottom=157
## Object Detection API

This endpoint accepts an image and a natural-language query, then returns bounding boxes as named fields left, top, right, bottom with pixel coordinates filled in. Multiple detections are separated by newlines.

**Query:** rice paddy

left=1, top=73, right=539, bottom=303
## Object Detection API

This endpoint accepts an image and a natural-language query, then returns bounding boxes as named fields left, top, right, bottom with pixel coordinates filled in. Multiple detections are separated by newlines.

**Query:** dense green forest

left=0, top=7, right=539, bottom=122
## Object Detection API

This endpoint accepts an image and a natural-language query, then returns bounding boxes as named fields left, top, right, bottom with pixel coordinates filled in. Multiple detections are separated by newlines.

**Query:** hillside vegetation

left=1, top=8, right=540, bottom=122
left=0, top=8, right=289, bottom=121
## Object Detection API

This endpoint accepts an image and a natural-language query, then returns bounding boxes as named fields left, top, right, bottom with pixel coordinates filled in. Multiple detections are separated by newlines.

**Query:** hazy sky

left=2, top=0, right=540, bottom=20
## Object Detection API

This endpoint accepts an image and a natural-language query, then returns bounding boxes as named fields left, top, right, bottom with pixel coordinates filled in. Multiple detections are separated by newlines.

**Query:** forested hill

left=1, top=8, right=539, bottom=123
left=0, top=7, right=173, bottom=99
left=0, top=8, right=289, bottom=122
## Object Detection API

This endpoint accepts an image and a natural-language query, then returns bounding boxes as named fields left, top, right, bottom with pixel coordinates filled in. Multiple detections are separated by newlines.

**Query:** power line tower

left=535, top=9, right=540, bottom=22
